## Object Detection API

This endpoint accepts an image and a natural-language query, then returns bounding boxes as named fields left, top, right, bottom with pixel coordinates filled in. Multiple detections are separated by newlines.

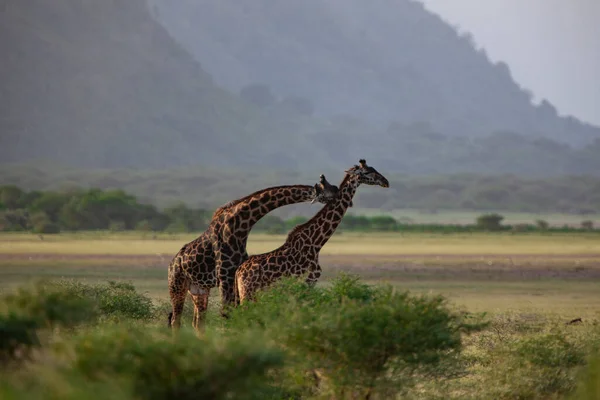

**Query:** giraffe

left=167, top=178, right=339, bottom=330
left=235, top=159, right=389, bottom=303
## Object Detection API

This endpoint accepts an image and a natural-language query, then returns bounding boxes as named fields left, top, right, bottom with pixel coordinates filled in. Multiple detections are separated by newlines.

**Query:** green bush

left=32, top=218, right=61, bottom=234
left=2, top=282, right=97, bottom=329
left=516, top=332, right=585, bottom=369
left=71, top=327, right=284, bottom=400
left=55, top=281, right=155, bottom=321
left=0, top=374, right=129, bottom=400
left=1, top=281, right=154, bottom=327
left=0, top=313, right=40, bottom=364
left=229, top=274, right=483, bottom=398
left=473, top=328, right=590, bottom=399
left=0, top=209, right=30, bottom=231
left=475, top=213, right=504, bottom=231
left=253, top=215, right=286, bottom=234
left=571, top=352, right=600, bottom=400
left=581, top=220, right=594, bottom=230
left=536, top=219, right=549, bottom=230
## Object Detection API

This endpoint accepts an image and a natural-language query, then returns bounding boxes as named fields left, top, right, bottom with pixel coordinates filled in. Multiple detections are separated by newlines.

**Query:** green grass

left=1, top=277, right=598, bottom=399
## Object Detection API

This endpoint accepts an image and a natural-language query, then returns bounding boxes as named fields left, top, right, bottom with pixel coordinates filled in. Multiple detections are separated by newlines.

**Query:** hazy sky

left=418, top=0, right=599, bottom=126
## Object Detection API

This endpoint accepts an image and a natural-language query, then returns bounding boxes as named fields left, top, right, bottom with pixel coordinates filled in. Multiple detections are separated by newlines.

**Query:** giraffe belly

left=189, top=284, right=209, bottom=295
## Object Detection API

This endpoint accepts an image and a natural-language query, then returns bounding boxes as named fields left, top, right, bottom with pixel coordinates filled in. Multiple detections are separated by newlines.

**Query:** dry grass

left=2, top=231, right=600, bottom=256
left=1, top=232, right=600, bottom=319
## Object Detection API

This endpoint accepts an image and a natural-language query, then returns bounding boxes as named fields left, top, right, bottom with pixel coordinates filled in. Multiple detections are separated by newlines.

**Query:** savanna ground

left=1, top=231, right=600, bottom=399
left=2, top=231, right=600, bottom=316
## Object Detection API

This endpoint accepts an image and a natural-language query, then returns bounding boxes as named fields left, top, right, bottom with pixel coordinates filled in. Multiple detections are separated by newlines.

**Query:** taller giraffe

left=235, top=160, right=389, bottom=302
left=168, top=179, right=338, bottom=329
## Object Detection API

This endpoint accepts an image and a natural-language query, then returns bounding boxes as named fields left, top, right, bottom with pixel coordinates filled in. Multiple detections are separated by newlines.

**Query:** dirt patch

left=319, top=255, right=600, bottom=281
left=2, top=253, right=600, bottom=281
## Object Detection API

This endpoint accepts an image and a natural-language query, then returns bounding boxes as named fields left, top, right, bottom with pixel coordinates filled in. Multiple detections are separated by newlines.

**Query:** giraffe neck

left=224, top=185, right=316, bottom=230
left=287, top=175, right=360, bottom=251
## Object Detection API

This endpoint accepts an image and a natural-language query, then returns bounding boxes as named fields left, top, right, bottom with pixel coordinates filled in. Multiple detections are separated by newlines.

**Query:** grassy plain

left=1, top=231, right=600, bottom=319
left=2, top=231, right=600, bottom=399
left=2, top=231, right=600, bottom=256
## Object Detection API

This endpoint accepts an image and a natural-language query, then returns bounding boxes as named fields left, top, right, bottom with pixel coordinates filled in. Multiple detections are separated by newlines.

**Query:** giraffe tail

left=167, top=311, right=173, bottom=328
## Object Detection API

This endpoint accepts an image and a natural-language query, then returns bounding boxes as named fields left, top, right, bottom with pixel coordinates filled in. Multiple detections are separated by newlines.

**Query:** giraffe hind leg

left=168, top=260, right=190, bottom=330
left=190, top=286, right=210, bottom=332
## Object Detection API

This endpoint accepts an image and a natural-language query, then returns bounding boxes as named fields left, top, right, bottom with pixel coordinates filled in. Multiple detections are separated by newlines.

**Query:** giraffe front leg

left=216, top=249, right=244, bottom=318
left=306, top=263, right=322, bottom=287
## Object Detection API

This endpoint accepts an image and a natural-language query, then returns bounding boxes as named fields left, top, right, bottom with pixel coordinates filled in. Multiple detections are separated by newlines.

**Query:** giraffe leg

left=236, top=264, right=262, bottom=304
left=306, top=263, right=322, bottom=287
left=190, top=286, right=210, bottom=332
left=216, top=252, right=242, bottom=318
left=168, top=259, right=189, bottom=330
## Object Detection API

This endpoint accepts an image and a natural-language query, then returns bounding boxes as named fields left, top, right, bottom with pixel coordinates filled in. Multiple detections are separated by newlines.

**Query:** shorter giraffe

left=235, top=159, right=389, bottom=303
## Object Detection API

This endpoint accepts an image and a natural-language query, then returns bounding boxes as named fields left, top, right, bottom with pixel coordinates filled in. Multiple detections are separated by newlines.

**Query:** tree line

left=0, top=186, right=596, bottom=234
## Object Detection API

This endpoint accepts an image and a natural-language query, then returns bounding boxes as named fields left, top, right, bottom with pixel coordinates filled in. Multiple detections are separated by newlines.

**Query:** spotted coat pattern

left=235, top=161, right=389, bottom=303
left=167, top=184, right=336, bottom=329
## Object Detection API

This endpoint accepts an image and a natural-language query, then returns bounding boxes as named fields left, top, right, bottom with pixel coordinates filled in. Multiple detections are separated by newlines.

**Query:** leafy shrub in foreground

left=71, top=326, right=284, bottom=400
left=2, top=282, right=97, bottom=329
left=228, top=274, right=483, bottom=398
left=65, top=280, right=155, bottom=320
left=1, top=280, right=155, bottom=332
left=0, top=366, right=132, bottom=400
left=0, top=313, right=40, bottom=364
left=473, top=329, right=590, bottom=399
left=570, top=352, right=600, bottom=400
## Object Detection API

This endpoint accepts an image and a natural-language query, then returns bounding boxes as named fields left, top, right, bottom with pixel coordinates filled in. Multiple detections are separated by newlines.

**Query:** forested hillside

left=2, top=164, right=599, bottom=214
left=152, top=0, right=600, bottom=146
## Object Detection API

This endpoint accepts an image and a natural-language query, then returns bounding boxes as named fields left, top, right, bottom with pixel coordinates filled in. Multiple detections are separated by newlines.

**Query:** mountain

left=151, top=0, right=600, bottom=147
left=1, top=0, right=598, bottom=176
left=0, top=0, right=308, bottom=168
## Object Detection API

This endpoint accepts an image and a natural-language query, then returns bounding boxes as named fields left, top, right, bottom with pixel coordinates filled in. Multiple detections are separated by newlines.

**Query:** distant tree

left=280, top=95, right=314, bottom=116
left=109, top=221, right=126, bottom=232
left=135, top=220, right=153, bottom=232
left=239, top=83, right=275, bottom=108
left=369, top=215, right=398, bottom=231
left=340, top=214, right=371, bottom=231
left=163, top=203, right=210, bottom=232
left=284, top=216, right=308, bottom=231
left=535, top=219, right=549, bottom=230
left=32, top=221, right=60, bottom=234
left=254, top=215, right=286, bottom=234
left=0, top=209, right=30, bottom=231
left=476, top=213, right=504, bottom=231
left=0, top=185, right=24, bottom=209
left=511, top=223, right=531, bottom=233
left=581, top=220, right=594, bottom=230
left=29, top=192, right=70, bottom=222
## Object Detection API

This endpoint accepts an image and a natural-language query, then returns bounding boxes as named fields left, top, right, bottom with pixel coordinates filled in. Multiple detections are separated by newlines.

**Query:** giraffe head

left=344, top=159, right=390, bottom=188
left=312, top=174, right=340, bottom=204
